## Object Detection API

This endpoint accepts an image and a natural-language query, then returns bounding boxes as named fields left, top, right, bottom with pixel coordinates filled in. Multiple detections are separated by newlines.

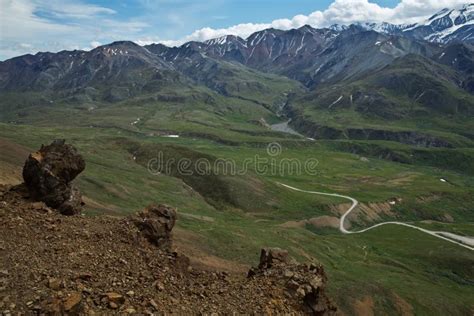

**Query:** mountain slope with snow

left=361, top=4, right=474, bottom=44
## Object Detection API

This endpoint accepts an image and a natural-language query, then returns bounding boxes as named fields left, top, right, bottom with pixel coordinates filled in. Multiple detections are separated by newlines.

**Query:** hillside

left=0, top=140, right=336, bottom=314
left=286, top=54, right=474, bottom=146
left=0, top=184, right=336, bottom=314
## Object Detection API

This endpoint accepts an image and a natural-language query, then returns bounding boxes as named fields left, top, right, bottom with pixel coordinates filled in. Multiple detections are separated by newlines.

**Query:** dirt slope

left=0, top=184, right=336, bottom=315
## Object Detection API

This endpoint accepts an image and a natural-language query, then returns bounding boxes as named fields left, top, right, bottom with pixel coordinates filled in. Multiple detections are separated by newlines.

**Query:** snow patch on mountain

left=404, top=4, right=473, bottom=43
left=355, top=4, right=474, bottom=44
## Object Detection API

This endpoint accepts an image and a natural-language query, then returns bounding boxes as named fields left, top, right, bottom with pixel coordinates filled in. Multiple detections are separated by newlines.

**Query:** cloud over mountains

left=166, top=0, right=469, bottom=46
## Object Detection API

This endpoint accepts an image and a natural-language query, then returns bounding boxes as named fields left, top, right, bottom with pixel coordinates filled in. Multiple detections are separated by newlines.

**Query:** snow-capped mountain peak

left=359, top=3, right=474, bottom=44
left=195, top=3, right=474, bottom=60
left=329, top=24, right=349, bottom=32
left=425, top=4, right=473, bottom=27
left=204, top=35, right=245, bottom=46
left=418, top=3, right=474, bottom=42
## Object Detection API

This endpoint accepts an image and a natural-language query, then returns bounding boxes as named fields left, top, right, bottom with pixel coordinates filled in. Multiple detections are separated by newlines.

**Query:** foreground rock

left=0, top=186, right=337, bottom=314
left=131, top=204, right=177, bottom=250
left=22, top=140, right=85, bottom=215
left=258, top=247, right=292, bottom=269
left=249, top=248, right=337, bottom=315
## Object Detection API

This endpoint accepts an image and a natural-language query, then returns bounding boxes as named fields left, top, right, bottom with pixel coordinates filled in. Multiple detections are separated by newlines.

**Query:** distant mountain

left=149, top=24, right=439, bottom=88
left=1, top=4, right=473, bottom=96
left=0, top=41, right=184, bottom=102
left=435, top=43, right=474, bottom=93
left=148, top=26, right=339, bottom=86
left=407, top=3, right=474, bottom=43
left=360, top=4, right=474, bottom=44
left=0, top=4, right=473, bottom=148
left=0, top=39, right=298, bottom=105
left=284, top=53, right=474, bottom=148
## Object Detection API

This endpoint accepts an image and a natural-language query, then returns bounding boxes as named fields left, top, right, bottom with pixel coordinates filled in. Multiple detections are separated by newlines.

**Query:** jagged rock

left=63, top=292, right=83, bottom=314
left=249, top=248, right=337, bottom=315
left=58, top=185, right=83, bottom=215
left=22, top=140, right=85, bottom=215
left=47, top=278, right=62, bottom=290
left=258, top=248, right=289, bottom=269
left=105, top=292, right=125, bottom=305
left=132, top=204, right=177, bottom=249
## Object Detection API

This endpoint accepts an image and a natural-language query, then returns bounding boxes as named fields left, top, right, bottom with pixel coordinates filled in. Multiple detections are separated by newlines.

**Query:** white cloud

left=158, top=0, right=470, bottom=46
left=134, top=37, right=165, bottom=46
left=89, top=41, right=101, bottom=48
left=0, top=0, right=151, bottom=59
left=34, top=0, right=116, bottom=19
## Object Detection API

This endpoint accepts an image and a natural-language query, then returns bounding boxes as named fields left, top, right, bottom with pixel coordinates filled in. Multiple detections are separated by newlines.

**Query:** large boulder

left=22, top=140, right=85, bottom=215
left=132, top=204, right=177, bottom=249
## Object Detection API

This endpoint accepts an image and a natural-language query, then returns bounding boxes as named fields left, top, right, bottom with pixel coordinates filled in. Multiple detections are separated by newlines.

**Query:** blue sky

left=51, top=0, right=400, bottom=39
left=96, top=0, right=398, bottom=34
left=0, top=0, right=467, bottom=60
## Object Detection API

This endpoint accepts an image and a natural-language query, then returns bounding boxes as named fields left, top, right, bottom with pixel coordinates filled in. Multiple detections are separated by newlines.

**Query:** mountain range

left=2, top=5, right=473, bottom=90
left=0, top=4, right=473, bottom=146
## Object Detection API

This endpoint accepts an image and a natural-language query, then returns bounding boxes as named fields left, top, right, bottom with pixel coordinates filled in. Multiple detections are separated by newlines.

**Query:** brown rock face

left=258, top=247, right=290, bottom=269
left=132, top=204, right=177, bottom=249
left=249, top=248, right=337, bottom=315
left=22, top=139, right=85, bottom=215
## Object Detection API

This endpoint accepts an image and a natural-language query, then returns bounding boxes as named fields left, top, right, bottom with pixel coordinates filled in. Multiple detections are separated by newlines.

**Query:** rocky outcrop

left=257, top=247, right=291, bottom=269
left=22, top=140, right=85, bottom=215
left=248, top=247, right=337, bottom=315
left=131, top=204, right=177, bottom=250
left=0, top=186, right=337, bottom=315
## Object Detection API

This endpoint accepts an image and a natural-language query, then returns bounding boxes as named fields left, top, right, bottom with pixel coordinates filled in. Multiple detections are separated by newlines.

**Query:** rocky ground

left=0, top=184, right=337, bottom=315
left=0, top=140, right=336, bottom=315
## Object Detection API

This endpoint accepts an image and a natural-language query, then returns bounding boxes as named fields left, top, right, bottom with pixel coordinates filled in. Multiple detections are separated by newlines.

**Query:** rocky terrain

left=0, top=141, right=337, bottom=315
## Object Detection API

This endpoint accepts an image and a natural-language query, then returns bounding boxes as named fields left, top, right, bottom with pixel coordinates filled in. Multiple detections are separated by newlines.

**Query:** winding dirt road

left=277, top=182, right=474, bottom=251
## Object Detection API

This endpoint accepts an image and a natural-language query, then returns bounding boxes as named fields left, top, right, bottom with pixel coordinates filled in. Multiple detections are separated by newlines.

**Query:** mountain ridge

left=4, top=5, right=474, bottom=93
left=0, top=4, right=473, bottom=149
